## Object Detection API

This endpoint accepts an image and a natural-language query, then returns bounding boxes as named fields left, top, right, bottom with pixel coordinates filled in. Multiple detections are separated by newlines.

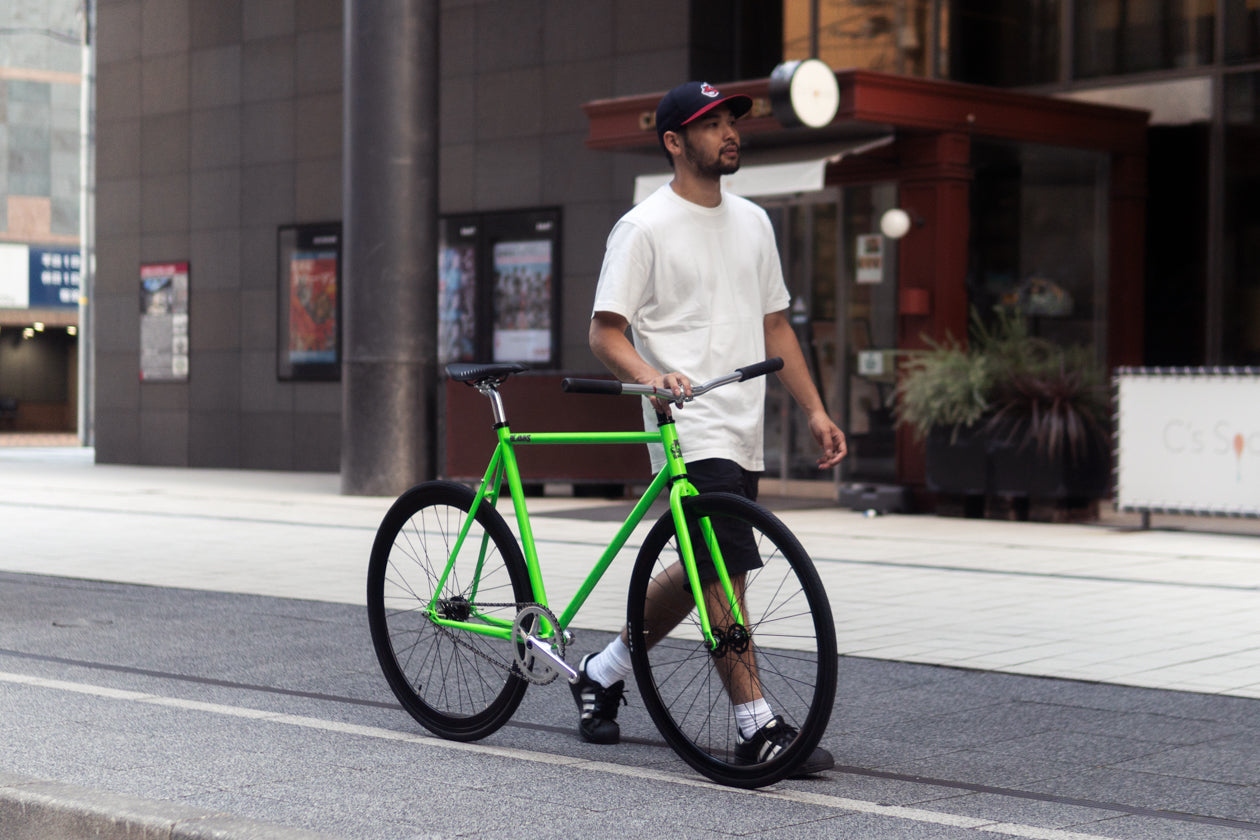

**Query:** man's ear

left=662, top=129, right=684, bottom=159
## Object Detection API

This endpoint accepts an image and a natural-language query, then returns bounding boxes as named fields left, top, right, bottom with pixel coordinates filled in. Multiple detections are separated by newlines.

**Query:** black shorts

left=684, top=459, right=763, bottom=582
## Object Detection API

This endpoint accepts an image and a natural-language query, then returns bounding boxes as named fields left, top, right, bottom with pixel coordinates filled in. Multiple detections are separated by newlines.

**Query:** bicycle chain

left=429, top=601, right=560, bottom=685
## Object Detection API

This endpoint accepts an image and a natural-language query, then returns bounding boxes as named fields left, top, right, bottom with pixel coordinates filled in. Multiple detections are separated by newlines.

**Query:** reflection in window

left=1226, top=0, right=1260, bottom=62
left=783, top=0, right=930, bottom=76
left=1224, top=73, right=1260, bottom=365
left=943, top=0, right=1061, bottom=86
left=691, top=0, right=783, bottom=81
left=969, top=142, right=1108, bottom=363
left=1075, top=0, right=1215, bottom=78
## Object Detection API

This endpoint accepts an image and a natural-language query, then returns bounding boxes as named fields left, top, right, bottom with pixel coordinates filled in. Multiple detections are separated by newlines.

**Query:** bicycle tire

left=627, top=492, right=837, bottom=788
left=367, top=480, right=531, bottom=741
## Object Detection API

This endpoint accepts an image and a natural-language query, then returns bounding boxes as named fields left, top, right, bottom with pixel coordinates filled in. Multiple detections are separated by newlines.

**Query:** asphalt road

left=2, top=569, right=1258, bottom=840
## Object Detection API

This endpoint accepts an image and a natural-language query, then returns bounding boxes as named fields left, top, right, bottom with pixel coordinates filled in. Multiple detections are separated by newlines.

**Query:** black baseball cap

left=655, top=81, right=753, bottom=148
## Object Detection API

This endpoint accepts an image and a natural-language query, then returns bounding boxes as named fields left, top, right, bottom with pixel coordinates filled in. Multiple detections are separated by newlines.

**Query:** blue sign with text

left=28, top=248, right=82, bottom=308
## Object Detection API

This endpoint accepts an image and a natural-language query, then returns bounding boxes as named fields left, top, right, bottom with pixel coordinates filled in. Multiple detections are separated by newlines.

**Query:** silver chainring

left=510, top=604, right=566, bottom=685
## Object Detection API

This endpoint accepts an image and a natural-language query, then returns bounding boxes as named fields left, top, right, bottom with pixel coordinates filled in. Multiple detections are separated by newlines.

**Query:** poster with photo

left=139, top=262, right=190, bottom=382
left=492, top=239, right=552, bottom=363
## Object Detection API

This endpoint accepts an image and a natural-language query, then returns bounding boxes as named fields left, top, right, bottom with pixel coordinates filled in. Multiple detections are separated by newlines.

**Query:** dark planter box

left=926, top=424, right=1110, bottom=501
left=988, top=436, right=1110, bottom=500
left=925, top=424, right=989, bottom=495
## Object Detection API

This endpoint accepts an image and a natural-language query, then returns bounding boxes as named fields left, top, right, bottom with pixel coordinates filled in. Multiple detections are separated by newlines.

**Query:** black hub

left=710, top=623, right=751, bottom=657
left=438, top=596, right=472, bottom=622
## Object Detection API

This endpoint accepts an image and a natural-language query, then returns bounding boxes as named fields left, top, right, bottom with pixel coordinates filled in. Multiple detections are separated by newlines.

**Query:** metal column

left=341, top=0, right=439, bottom=495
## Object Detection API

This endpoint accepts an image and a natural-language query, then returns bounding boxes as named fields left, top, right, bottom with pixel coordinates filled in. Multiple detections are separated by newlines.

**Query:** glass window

left=942, top=0, right=1062, bottom=86
left=1145, top=125, right=1210, bottom=366
left=1225, top=0, right=1260, bottom=62
left=969, top=141, right=1109, bottom=363
left=783, top=0, right=931, bottom=76
left=691, top=0, right=783, bottom=82
left=1224, top=73, right=1260, bottom=365
left=1075, top=0, right=1215, bottom=79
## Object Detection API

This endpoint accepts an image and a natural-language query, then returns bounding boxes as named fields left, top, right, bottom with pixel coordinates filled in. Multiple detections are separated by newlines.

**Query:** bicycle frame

left=427, top=410, right=746, bottom=652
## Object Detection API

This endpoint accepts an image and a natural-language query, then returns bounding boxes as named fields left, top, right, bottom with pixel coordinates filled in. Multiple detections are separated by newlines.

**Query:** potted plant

left=895, top=307, right=1111, bottom=507
left=893, top=332, right=992, bottom=495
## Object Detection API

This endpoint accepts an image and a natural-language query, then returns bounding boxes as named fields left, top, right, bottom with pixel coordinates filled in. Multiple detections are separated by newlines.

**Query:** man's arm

left=763, top=310, right=847, bottom=468
left=589, top=311, right=691, bottom=409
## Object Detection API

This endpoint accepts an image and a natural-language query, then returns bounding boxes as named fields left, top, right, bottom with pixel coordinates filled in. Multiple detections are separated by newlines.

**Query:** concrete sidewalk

left=2, top=444, right=1258, bottom=698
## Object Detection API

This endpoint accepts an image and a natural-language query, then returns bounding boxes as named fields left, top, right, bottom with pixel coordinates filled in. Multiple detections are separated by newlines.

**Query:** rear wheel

left=627, top=492, right=837, bottom=788
left=367, top=481, right=531, bottom=741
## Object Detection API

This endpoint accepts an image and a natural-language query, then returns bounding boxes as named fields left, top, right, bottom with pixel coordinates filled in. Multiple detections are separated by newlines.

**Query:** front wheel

left=367, top=481, right=531, bottom=741
left=627, top=493, right=837, bottom=788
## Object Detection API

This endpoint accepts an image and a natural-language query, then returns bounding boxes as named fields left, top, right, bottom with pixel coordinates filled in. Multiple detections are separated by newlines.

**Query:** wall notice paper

left=856, top=234, right=884, bottom=284
left=140, top=262, right=190, bottom=382
left=1115, top=370, right=1260, bottom=516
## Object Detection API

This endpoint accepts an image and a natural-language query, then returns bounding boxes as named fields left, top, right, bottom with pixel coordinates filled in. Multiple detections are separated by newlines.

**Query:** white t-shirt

left=592, top=184, right=791, bottom=472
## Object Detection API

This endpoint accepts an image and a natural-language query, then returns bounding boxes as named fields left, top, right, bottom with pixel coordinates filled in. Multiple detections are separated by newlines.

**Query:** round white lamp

left=769, top=59, right=841, bottom=129
left=879, top=208, right=913, bottom=240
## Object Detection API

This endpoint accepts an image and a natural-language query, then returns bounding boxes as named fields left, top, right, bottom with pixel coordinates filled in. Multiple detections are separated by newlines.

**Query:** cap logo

left=700, top=83, right=720, bottom=98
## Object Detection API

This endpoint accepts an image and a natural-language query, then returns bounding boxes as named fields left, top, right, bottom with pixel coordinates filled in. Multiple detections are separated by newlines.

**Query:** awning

left=632, top=134, right=894, bottom=204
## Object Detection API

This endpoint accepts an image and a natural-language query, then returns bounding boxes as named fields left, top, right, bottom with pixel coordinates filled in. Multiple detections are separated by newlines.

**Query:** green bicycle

left=367, top=358, right=837, bottom=788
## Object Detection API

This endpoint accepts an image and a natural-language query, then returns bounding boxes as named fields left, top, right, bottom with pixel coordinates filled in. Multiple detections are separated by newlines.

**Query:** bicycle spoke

left=629, top=493, right=837, bottom=788
left=368, top=482, right=531, bottom=741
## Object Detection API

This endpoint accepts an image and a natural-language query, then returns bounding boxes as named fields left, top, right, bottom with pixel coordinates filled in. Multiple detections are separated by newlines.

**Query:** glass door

left=838, top=183, right=900, bottom=485
left=764, top=193, right=839, bottom=485
left=763, top=182, right=900, bottom=488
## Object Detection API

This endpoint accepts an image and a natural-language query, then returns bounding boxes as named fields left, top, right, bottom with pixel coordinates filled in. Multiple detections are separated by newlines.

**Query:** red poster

left=288, top=251, right=338, bottom=364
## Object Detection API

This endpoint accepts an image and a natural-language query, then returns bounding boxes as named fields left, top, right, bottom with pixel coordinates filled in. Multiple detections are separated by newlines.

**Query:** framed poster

left=139, top=261, right=190, bottom=382
left=278, top=222, right=341, bottom=381
left=437, top=208, right=561, bottom=368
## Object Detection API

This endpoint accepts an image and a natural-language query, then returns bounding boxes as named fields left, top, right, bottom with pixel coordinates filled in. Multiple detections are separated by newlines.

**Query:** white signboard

left=1115, top=369, right=1260, bottom=516
left=0, top=243, right=29, bottom=307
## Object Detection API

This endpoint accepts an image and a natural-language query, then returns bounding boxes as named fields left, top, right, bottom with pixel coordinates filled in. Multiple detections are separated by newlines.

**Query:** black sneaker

left=733, top=715, right=834, bottom=775
left=569, top=654, right=626, bottom=745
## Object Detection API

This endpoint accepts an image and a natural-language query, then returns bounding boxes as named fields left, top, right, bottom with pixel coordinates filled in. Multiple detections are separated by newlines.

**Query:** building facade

left=0, top=0, right=86, bottom=434
left=86, top=1, right=1257, bottom=497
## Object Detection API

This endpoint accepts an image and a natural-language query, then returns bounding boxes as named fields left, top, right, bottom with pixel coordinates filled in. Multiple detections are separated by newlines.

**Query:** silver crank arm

left=525, top=635, right=580, bottom=683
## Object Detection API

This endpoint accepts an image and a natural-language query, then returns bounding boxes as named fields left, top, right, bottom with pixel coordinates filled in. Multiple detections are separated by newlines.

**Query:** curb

left=0, top=772, right=344, bottom=840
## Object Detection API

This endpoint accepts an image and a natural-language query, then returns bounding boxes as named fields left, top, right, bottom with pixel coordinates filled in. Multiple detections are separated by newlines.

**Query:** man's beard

left=684, top=140, right=740, bottom=178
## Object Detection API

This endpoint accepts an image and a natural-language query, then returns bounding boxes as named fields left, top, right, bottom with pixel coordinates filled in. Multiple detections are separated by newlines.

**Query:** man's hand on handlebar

left=647, top=371, right=692, bottom=414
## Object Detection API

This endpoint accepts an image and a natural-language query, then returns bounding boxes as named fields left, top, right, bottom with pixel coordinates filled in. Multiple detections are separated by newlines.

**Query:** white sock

left=735, top=698, right=775, bottom=739
left=585, top=636, right=632, bottom=687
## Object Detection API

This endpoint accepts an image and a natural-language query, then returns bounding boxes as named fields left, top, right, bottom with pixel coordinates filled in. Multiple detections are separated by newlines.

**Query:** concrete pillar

left=341, top=0, right=439, bottom=495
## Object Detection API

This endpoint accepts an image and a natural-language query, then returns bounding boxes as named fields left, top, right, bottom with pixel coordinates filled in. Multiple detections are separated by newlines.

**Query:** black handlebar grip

left=561, top=378, right=624, bottom=395
left=736, top=358, right=784, bottom=381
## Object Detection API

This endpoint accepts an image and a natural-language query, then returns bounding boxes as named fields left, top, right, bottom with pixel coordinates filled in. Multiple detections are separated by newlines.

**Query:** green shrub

left=894, top=307, right=1109, bottom=462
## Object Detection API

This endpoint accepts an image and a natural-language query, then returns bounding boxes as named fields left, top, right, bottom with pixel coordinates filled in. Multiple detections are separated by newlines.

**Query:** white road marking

left=1, top=670, right=1128, bottom=840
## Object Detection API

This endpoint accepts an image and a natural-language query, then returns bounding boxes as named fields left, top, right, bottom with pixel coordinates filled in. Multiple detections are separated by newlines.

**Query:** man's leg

left=576, top=460, right=774, bottom=742
left=702, top=572, right=760, bottom=705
